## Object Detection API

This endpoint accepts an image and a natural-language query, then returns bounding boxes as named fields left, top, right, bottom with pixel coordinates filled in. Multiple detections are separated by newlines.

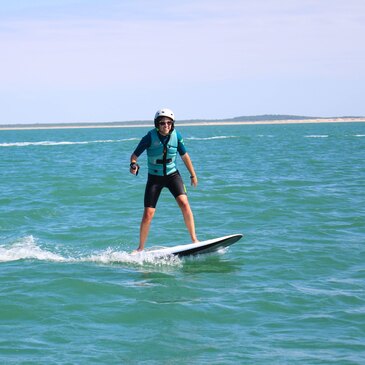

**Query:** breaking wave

left=0, top=138, right=139, bottom=147
left=304, top=135, right=329, bottom=138
left=187, top=136, right=237, bottom=141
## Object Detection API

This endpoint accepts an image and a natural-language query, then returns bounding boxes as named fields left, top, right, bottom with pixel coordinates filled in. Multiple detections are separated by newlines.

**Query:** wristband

left=190, top=175, right=195, bottom=179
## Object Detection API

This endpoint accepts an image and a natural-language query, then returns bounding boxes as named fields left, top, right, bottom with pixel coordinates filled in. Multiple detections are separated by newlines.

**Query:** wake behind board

left=146, top=234, right=243, bottom=258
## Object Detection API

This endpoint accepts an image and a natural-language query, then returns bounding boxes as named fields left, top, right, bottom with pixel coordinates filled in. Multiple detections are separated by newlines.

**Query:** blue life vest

left=147, top=129, right=178, bottom=176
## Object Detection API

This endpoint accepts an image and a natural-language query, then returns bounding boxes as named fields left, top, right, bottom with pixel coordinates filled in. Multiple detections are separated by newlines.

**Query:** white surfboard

left=146, top=234, right=243, bottom=257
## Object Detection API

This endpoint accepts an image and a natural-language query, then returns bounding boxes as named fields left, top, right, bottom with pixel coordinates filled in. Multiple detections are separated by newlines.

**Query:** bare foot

left=131, top=249, right=143, bottom=255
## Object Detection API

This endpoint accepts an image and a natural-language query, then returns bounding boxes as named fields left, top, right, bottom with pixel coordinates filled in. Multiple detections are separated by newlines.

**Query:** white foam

left=0, top=236, right=66, bottom=262
left=0, top=237, right=181, bottom=267
left=187, top=136, right=237, bottom=141
left=84, top=247, right=182, bottom=267
left=304, top=135, right=329, bottom=138
left=0, top=138, right=138, bottom=147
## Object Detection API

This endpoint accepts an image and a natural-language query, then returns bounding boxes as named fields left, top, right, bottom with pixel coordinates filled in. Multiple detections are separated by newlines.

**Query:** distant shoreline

left=0, top=117, right=364, bottom=131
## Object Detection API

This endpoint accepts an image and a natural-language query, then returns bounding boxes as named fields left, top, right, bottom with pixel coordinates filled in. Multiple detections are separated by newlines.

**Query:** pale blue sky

left=1, top=0, right=364, bottom=124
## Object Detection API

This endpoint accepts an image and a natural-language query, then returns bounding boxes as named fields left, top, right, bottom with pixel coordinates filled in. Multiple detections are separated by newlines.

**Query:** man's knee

left=176, top=195, right=190, bottom=210
left=142, top=208, right=155, bottom=222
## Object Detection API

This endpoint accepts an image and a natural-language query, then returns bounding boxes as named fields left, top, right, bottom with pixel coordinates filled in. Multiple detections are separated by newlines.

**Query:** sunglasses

left=159, top=121, right=172, bottom=126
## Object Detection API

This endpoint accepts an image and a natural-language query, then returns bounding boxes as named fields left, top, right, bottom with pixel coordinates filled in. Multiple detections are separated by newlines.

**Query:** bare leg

left=137, top=207, right=155, bottom=251
left=176, top=195, right=198, bottom=243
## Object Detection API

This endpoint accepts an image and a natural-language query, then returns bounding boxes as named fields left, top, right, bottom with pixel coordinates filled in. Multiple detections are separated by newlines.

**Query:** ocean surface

left=1, top=122, right=364, bottom=364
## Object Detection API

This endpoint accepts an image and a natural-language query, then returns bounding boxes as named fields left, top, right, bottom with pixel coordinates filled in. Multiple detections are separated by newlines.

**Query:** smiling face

left=157, top=117, right=173, bottom=136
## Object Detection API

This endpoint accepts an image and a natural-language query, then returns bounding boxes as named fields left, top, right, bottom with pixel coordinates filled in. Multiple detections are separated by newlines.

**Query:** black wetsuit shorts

left=144, top=171, right=186, bottom=208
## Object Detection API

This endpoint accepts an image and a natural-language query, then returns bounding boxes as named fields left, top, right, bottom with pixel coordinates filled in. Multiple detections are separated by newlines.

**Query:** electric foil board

left=146, top=234, right=243, bottom=257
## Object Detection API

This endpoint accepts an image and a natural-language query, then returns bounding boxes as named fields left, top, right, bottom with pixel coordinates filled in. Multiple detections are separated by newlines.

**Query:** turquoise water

left=1, top=122, right=364, bottom=364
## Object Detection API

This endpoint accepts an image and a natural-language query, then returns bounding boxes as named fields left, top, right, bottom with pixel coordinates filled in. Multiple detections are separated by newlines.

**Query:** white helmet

left=154, top=108, right=175, bottom=122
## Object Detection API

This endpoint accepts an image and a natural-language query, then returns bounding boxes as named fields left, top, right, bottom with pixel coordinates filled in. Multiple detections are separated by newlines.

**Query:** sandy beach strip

left=0, top=117, right=364, bottom=131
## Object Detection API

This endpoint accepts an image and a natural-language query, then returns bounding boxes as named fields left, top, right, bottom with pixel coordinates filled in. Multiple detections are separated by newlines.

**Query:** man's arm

left=130, top=133, right=151, bottom=175
left=181, top=153, right=198, bottom=187
left=130, top=153, right=139, bottom=175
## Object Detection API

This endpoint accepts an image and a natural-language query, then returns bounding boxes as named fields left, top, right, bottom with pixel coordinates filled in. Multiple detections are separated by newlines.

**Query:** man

left=130, top=108, right=198, bottom=252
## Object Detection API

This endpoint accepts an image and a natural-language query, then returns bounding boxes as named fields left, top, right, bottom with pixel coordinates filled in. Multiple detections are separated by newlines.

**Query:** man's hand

left=130, top=162, right=139, bottom=175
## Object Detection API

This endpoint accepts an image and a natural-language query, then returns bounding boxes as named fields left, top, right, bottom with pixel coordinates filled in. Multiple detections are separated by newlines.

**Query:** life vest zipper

left=162, top=135, right=171, bottom=176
